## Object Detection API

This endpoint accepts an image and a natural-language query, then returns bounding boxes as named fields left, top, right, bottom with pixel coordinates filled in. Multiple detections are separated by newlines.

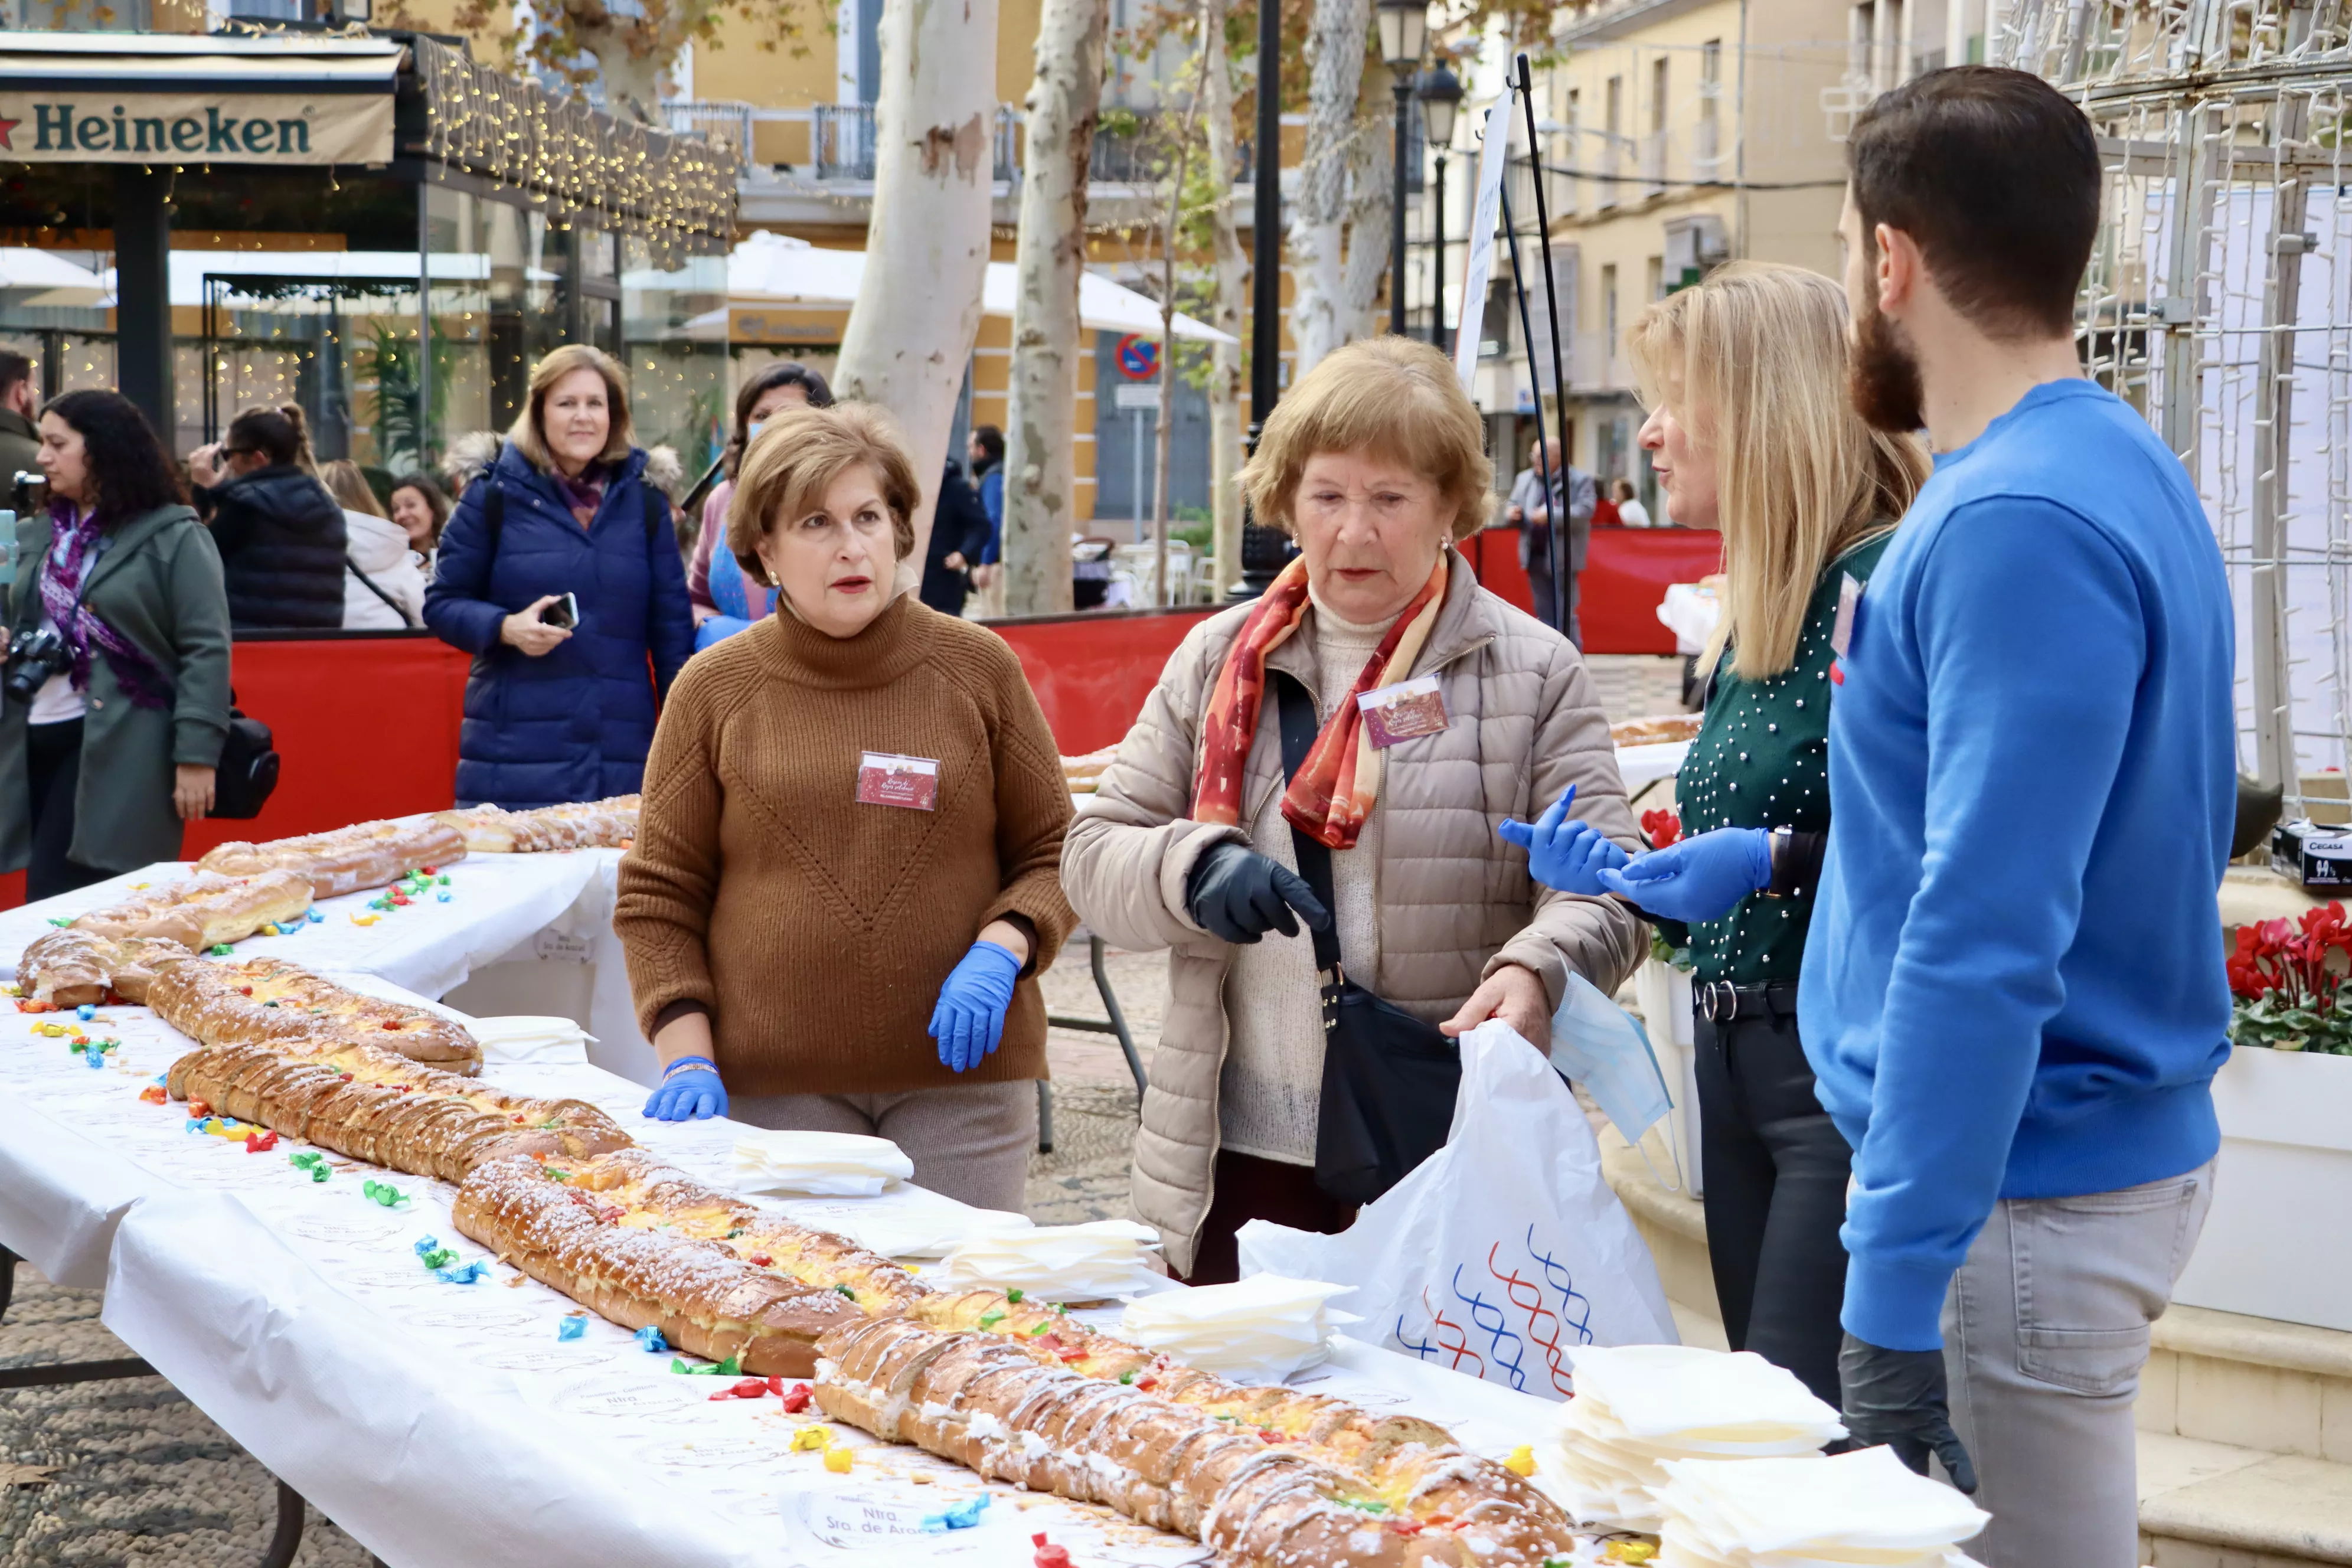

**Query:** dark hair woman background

left=424, top=344, right=695, bottom=809
left=0, top=391, right=231, bottom=897
left=188, top=404, right=348, bottom=629
left=388, top=473, right=451, bottom=560
left=687, top=360, right=832, bottom=639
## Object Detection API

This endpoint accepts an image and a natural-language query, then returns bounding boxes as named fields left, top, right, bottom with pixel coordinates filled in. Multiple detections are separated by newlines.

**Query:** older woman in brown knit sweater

left=613, top=403, right=1074, bottom=1211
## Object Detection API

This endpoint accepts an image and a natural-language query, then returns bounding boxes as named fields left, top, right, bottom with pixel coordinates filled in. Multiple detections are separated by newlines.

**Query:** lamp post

left=1416, top=63, right=1461, bottom=351
left=1375, top=0, right=1427, bottom=337
left=1236, top=0, right=1292, bottom=595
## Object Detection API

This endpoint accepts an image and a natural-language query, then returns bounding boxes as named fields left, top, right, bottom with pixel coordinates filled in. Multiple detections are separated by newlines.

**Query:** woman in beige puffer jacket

left=1061, top=338, right=1649, bottom=1280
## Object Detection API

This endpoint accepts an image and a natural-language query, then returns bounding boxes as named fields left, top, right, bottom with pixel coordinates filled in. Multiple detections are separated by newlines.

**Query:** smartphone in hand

left=540, top=592, right=580, bottom=630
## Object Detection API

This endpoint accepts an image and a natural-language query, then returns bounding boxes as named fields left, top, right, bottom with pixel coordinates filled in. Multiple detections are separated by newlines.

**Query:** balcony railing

left=664, top=100, right=756, bottom=159
left=812, top=102, right=1019, bottom=182
left=1091, top=109, right=1262, bottom=187
left=1596, top=136, right=1625, bottom=208
left=1692, top=116, right=1724, bottom=181
left=1639, top=130, right=1667, bottom=199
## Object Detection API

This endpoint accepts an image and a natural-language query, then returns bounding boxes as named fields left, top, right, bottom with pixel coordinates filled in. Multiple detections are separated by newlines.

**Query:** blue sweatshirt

left=1799, top=379, right=2236, bottom=1353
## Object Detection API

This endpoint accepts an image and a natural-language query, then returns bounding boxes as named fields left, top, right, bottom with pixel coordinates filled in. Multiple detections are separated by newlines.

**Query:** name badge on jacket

left=1357, top=674, right=1449, bottom=749
left=856, top=752, right=939, bottom=811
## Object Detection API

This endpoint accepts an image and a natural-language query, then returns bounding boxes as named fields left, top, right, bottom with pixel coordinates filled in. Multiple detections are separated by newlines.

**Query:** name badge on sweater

left=1357, top=674, right=1449, bottom=748
left=1831, top=573, right=1863, bottom=658
left=1830, top=571, right=1863, bottom=686
left=856, top=752, right=939, bottom=811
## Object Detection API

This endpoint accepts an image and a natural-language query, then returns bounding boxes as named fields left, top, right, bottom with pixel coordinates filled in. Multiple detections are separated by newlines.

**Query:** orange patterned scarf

left=1191, top=554, right=1449, bottom=850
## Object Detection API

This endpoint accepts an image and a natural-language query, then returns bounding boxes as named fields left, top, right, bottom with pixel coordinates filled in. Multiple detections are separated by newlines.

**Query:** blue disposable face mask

left=1548, top=971, right=1679, bottom=1184
left=746, top=419, right=769, bottom=443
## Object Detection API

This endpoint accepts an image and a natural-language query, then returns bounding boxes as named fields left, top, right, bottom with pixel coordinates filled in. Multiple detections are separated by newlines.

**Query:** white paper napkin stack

left=1118, top=1274, right=1359, bottom=1381
left=730, top=1129, right=915, bottom=1197
left=468, top=1015, right=593, bottom=1066
left=1552, top=1345, right=1848, bottom=1531
left=1652, top=1447, right=1988, bottom=1568
left=939, top=1219, right=1164, bottom=1301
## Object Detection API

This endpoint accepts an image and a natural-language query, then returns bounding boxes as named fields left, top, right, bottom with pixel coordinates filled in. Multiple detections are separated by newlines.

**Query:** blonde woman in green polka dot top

left=1500, top=263, right=1928, bottom=1406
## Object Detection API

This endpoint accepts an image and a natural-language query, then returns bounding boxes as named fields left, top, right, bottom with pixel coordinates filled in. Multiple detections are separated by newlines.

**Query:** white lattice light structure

left=1999, top=1, right=2352, bottom=808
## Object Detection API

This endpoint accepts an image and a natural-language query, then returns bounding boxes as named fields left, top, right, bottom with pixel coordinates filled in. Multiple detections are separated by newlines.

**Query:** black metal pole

left=1431, top=152, right=1447, bottom=351
left=1390, top=76, right=1412, bottom=337
left=1517, top=53, right=1576, bottom=642
left=1496, top=142, right=1559, bottom=632
left=1237, top=0, right=1291, bottom=596
left=112, top=167, right=174, bottom=445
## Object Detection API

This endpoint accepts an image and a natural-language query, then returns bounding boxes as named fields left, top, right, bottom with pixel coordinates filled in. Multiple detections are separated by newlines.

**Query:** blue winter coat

left=424, top=443, right=695, bottom=809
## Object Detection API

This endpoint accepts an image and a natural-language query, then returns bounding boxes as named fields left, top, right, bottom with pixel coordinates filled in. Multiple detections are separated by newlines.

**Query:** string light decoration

left=411, top=37, right=741, bottom=261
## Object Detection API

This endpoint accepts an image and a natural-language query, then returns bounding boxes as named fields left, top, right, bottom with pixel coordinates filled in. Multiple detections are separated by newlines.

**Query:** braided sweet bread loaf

left=557, top=1148, right=928, bottom=1314
left=453, top=1155, right=864, bottom=1376
left=17, top=929, right=192, bottom=1008
left=197, top=818, right=465, bottom=900
left=815, top=1315, right=1578, bottom=1564
left=152, top=1022, right=1562, bottom=1563
left=433, top=796, right=639, bottom=854
left=73, top=870, right=314, bottom=953
left=167, top=1038, right=631, bottom=1182
left=151, top=957, right=482, bottom=1073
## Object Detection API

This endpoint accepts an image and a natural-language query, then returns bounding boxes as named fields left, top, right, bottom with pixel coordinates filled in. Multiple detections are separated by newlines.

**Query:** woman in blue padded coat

left=424, top=344, right=695, bottom=809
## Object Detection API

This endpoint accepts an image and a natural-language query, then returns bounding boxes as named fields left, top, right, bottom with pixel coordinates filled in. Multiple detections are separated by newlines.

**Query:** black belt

left=1696, top=979, right=1801, bottom=1024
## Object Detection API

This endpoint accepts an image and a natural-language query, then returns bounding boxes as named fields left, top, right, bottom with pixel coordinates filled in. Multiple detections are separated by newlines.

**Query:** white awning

left=0, top=51, right=402, bottom=92
left=716, top=231, right=1237, bottom=345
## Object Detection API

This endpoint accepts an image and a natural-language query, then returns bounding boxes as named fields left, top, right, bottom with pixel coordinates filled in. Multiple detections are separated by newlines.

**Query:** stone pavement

left=0, top=655, right=1691, bottom=1564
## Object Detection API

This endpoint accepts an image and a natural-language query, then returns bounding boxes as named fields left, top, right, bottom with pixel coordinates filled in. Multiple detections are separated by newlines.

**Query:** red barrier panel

left=0, top=633, right=471, bottom=911
left=987, top=608, right=1217, bottom=754
left=1459, top=524, right=1721, bottom=655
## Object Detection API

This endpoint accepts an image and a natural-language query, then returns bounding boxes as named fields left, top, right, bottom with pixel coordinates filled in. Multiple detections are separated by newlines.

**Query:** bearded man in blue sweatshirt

left=1805, top=68, right=2234, bottom=1568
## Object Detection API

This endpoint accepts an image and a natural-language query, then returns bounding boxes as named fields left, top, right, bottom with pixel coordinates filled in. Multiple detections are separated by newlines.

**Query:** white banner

left=1452, top=90, right=1517, bottom=396
left=0, top=91, right=393, bottom=165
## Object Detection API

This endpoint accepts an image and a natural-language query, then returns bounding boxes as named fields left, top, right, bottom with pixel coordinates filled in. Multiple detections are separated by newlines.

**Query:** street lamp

left=1237, top=0, right=1293, bottom=596
left=1376, top=0, right=1427, bottom=336
left=1417, top=62, right=1461, bottom=351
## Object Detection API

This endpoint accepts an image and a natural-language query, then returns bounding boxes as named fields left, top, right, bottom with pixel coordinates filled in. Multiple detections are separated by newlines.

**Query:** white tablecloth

left=0, top=847, right=613, bottom=1002
left=0, top=956, right=1568, bottom=1567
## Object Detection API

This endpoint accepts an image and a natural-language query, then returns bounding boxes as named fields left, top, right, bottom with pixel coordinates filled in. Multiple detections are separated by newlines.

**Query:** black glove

left=1838, top=1333, right=1978, bottom=1494
left=1185, top=842, right=1331, bottom=944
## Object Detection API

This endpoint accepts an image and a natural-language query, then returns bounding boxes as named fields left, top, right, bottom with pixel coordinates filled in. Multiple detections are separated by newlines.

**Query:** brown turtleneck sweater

left=613, top=594, right=1076, bottom=1095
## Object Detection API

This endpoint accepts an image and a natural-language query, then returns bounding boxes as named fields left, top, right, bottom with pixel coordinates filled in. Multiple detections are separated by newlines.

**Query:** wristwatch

left=1761, top=825, right=1795, bottom=899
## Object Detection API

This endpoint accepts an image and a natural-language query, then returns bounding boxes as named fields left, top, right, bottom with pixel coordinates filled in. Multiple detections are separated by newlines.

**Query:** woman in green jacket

left=0, top=390, right=231, bottom=897
left=1500, top=264, right=1929, bottom=1405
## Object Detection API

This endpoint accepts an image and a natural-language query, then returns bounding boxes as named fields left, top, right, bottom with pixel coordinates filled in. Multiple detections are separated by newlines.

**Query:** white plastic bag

left=1236, top=1020, right=1677, bottom=1399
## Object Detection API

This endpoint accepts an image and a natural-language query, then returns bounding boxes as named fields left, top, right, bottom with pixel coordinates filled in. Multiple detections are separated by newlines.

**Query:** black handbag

left=1272, top=672, right=1463, bottom=1206
left=210, top=702, right=279, bottom=819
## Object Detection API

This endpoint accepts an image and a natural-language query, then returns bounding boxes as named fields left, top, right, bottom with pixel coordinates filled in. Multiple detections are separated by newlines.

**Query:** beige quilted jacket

left=1060, top=551, right=1648, bottom=1275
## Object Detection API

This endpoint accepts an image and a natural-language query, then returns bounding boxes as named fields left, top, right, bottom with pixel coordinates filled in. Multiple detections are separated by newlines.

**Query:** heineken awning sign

left=0, top=43, right=401, bottom=166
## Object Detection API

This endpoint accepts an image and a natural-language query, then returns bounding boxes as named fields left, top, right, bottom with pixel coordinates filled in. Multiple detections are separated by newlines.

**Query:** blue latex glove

left=643, top=1055, right=728, bottom=1121
left=1496, top=785, right=1634, bottom=896
left=1598, top=827, right=1772, bottom=923
left=930, top=939, right=1023, bottom=1073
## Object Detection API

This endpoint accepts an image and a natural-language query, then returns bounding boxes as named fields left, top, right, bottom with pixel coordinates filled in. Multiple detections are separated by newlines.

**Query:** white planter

left=1631, top=958, right=1703, bottom=1197
left=2170, top=1045, right=2352, bottom=1331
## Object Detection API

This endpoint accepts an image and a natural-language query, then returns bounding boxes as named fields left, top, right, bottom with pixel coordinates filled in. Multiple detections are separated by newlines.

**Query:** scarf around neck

left=1191, top=553, right=1448, bottom=850
left=553, top=463, right=607, bottom=527
left=41, top=502, right=170, bottom=710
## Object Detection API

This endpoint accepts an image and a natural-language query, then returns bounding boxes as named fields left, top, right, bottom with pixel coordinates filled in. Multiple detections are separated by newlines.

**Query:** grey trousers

left=730, top=1080, right=1038, bottom=1214
left=1941, top=1161, right=2214, bottom=1568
